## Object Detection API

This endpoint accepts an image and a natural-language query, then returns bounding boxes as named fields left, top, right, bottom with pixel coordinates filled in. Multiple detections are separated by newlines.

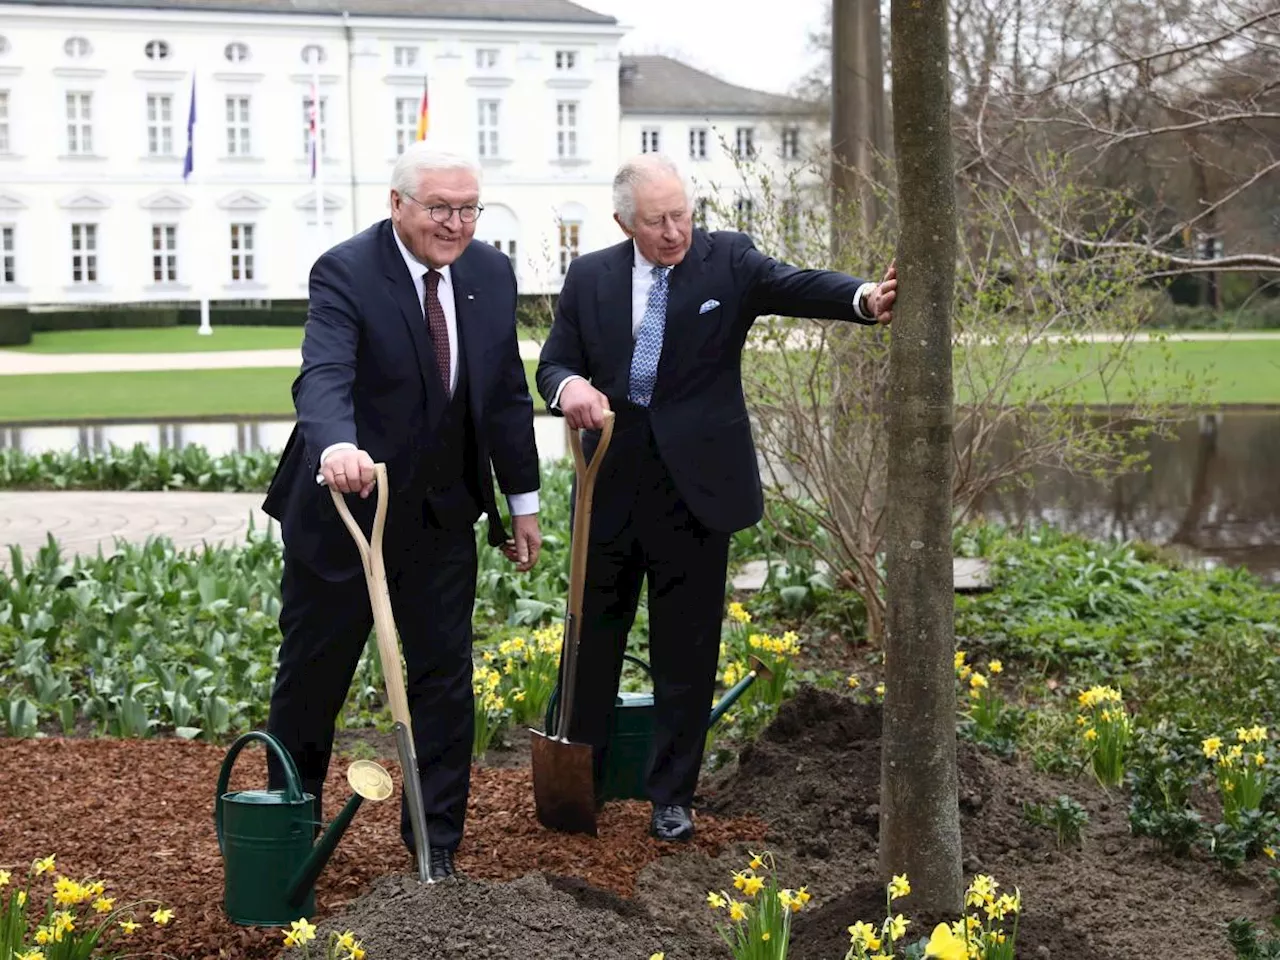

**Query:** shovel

left=329, top=463, right=435, bottom=883
left=531, top=410, right=617, bottom=836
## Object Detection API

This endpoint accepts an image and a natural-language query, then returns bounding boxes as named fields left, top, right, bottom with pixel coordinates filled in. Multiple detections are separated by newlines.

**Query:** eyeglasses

left=401, top=193, right=484, bottom=223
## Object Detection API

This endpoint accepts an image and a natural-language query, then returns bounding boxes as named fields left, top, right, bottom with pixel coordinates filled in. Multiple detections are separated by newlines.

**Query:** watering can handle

left=215, top=731, right=307, bottom=855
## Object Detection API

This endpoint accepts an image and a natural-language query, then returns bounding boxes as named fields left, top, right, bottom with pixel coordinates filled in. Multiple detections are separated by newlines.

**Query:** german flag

left=415, top=76, right=429, bottom=141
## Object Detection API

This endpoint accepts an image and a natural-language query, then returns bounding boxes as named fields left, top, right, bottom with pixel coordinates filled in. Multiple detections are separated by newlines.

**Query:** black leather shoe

left=649, top=803, right=695, bottom=842
left=428, top=846, right=458, bottom=881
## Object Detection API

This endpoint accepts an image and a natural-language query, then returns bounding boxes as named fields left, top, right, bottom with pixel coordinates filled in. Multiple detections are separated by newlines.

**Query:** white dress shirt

left=550, top=241, right=880, bottom=409
left=317, top=227, right=538, bottom=516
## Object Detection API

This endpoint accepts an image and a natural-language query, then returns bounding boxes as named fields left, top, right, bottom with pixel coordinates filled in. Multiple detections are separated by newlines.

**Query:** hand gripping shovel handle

left=553, top=411, right=616, bottom=740
left=329, top=464, right=435, bottom=883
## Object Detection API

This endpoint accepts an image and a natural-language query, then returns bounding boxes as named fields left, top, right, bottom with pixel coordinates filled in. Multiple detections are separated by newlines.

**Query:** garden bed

left=4, top=686, right=1273, bottom=959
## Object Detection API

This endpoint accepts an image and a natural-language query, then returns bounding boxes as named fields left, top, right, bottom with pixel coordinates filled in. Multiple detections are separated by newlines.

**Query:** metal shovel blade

left=530, top=729, right=598, bottom=837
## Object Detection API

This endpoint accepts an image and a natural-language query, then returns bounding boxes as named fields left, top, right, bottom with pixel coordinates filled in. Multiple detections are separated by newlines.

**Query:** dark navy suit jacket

left=264, top=219, right=539, bottom=580
left=536, top=229, right=871, bottom=537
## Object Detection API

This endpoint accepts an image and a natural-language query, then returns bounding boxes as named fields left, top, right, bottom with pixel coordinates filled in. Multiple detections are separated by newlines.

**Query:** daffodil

left=93, top=896, right=116, bottom=913
left=888, top=874, right=911, bottom=899
left=729, top=900, right=749, bottom=922
left=33, top=856, right=55, bottom=876
left=119, top=920, right=140, bottom=934
left=707, top=891, right=727, bottom=909
left=988, top=659, right=1003, bottom=674
left=151, top=907, right=174, bottom=926
left=887, top=914, right=909, bottom=939
left=0, top=869, right=10, bottom=886
left=650, top=953, right=665, bottom=960
left=742, top=875, right=765, bottom=897
left=16, top=951, right=45, bottom=960
left=924, top=921, right=967, bottom=960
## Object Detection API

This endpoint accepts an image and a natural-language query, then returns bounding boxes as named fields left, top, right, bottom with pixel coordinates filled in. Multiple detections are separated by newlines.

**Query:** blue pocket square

left=699, top=298, right=720, bottom=314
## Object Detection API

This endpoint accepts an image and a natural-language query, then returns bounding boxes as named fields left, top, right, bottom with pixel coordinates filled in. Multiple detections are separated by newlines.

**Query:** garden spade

left=329, top=463, right=434, bottom=883
left=531, top=410, right=616, bottom=836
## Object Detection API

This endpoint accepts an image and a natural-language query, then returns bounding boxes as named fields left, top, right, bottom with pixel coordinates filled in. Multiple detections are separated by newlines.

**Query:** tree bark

left=879, top=0, right=964, bottom=916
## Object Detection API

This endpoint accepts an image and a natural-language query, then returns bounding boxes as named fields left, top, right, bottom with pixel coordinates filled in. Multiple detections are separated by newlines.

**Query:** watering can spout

left=708, top=655, right=773, bottom=728
left=286, top=760, right=394, bottom=909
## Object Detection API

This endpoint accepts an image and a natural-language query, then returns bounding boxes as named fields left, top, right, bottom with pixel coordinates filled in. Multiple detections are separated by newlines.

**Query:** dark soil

left=4, top=686, right=1274, bottom=960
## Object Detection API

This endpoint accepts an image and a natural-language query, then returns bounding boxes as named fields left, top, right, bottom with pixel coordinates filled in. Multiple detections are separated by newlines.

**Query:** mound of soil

left=694, top=686, right=1271, bottom=960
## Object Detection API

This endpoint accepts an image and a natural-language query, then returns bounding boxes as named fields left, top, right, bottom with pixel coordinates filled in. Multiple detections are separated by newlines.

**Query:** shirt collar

left=393, top=223, right=452, bottom=288
left=632, top=241, right=670, bottom=275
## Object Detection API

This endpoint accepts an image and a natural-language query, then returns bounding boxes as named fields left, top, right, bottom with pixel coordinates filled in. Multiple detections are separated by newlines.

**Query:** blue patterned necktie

left=628, top=265, right=670, bottom=407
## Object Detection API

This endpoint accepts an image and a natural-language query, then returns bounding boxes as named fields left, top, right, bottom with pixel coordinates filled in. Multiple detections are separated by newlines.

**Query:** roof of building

left=619, top=54, right=819, bottom=117
left=0, top=0, right=617, bottom=23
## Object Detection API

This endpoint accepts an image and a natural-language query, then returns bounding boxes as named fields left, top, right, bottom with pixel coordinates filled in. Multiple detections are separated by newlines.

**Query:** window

left=558, top=221, right=579, bottom=275
left=66, top=92, right=92, bottom=155
left=70, top=223, right=97, bottom=284
left=694, top=198, right=709, bottom=229
left=301, top=44, right=326, bottom=65
left=1, top=226, right=14, bottom=284
left=0, top=91, right=9, bottom=153
left=226, top=95, right=250, bottom=156
left=394, top=97, right=419, bottom=155
left=144, top=39, right=170, bottom=60
left=735, top=195, right=754, bottom=232
left=230, top=223, right=255, bottom=281
left=556, top=101, right=578, bottom=159
left=477, top=99, right=499, bottom=159
left=476, top=48, right=498, bottom=70
left=781, top=126, right=800, bottom=159
left=146, top=94, right=173, bottom=156
left=302, top=96, right=327, bottom=157
left=689, top=127, right=707, bottom=160
left=393, top=46, right=417, bottom=68
left=152, top=224, right=177, bottom=282
left=735, top=127, right=755, bottom=159
left=64, top=36, right=91, bottom=58
left=641, top=128, right=660, bottom=154
left=490, top=238, right=516, bottom=268
left=224, top=41, right=250, bottom=63
left=554, top=50, right=576, bottom=70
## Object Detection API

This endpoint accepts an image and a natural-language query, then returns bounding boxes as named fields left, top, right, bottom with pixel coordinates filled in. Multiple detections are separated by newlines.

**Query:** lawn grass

left=0, top=362, right=545, bottom=422
left=969, top=339, right=1280, bottom=405
left=8, top=327, right=305, bottom=353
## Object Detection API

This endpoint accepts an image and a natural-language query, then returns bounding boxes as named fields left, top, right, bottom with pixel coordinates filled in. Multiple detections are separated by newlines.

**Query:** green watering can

left=545, top=653, right=771, bottom=803
left=215, top=731, right=393, bottom=927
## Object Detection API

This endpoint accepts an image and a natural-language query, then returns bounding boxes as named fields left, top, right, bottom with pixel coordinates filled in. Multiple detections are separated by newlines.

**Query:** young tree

left=877, top=0, right=964, bottom=913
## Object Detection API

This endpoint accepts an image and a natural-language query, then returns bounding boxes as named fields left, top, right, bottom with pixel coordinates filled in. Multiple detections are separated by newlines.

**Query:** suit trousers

left=565, top=416, right=730, bottom=808
left=266, top=486, right=478, bottom=853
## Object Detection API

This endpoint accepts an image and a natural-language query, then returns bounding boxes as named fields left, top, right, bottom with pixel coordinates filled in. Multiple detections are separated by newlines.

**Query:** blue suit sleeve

left=293, top=252, right=361, bottom=463
left=734, top=233, right=874, bottom=324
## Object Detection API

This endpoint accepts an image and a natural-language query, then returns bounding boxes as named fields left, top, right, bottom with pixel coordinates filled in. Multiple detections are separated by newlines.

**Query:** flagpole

left=183, top=70, right=212, bottom=336
left=311, top=47, right=324, bottom=265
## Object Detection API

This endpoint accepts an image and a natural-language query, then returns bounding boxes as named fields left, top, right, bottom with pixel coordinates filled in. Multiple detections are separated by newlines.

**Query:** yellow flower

left=988, top=660, right=1003, bottom=674
left=732, top=871, right=748, bottom=891
left=17, top=951, right=46, bottom=960
left=283, top=917, right=315, bottom=946
left=93, top=897, right=116, bottom=913
left=33, top=856, right=55, bottom=876
left=748, top=852, right=764, bottom=871
left=889, top=874, right=911, bottom=899
left=924, top=922, right=968, bottom=960
left=650, top=954, right=666, bottom=960
left=762, top=931, right=771, bottom=941
left=337, top=932, right=358, bottom=952
left=0, top=870, right=9, bottom=886
left=848, top=921, right=881, bottom=949
left=888, top=914, right=909, bottom=939
left=796, top=886, right=811, bottom=905
left=727, top=602, right=752, bottom=624
left=969, top=673, right=988, bottom=690
left=1266, top=847, right=1277, bottom=860
left=847, top=674, right=861, bottom=689
left=1084, top=727, right=1098, bottom=742
left=742, top=875, right=765, bottom=897
left=875, top=683, right=886, bottom=698
left=352, top=949, right=366, bottom=960
left=1202, top=736, right=1223, bottom=758
left=707, top=891, right=727, bottom=909
left=954, top=650, right=966, bottom=670
left=17, top=891, right=26, bottom=907
left=34, top=929, right=51, bottom=946
left=729, top=900, right=749, bottom=922
left=119, top=920, right=140, bottom=934
left=151, top=907, right=174, bottom=926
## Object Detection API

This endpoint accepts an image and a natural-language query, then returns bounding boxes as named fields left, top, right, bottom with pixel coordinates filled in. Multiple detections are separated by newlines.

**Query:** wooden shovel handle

left=328, top=463, right=412, bottom=729
left=566, top=412, right=616, bottom=624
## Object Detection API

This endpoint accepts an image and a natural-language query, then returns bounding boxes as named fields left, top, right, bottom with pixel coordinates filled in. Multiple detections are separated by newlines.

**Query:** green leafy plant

left=1023, top=795, right=1089, bottom=849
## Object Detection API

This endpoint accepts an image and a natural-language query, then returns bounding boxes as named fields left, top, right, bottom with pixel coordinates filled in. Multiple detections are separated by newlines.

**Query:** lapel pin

left=467, top=294, right=475, bottom=300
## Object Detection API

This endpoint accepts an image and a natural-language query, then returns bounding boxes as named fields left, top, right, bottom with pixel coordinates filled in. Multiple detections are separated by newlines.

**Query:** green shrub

left=0, top=309, right=32, bottom=346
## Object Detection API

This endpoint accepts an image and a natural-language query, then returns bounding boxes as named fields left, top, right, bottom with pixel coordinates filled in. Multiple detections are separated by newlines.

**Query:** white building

left=0, top=0, right=822, bottom=307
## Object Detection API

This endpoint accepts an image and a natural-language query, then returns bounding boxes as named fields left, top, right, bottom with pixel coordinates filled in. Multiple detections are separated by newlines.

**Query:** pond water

left=1, top=410, right=1276, bottom=584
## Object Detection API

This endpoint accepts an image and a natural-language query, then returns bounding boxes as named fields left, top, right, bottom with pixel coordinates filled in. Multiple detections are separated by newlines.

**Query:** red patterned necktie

left=424, top=269, right=451, bottom=393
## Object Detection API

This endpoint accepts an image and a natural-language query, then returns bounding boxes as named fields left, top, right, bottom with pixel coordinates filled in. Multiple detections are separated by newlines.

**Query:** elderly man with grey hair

left=263, top=142, right=542, bottom=879
left=537, top=151, right=896, bottom=842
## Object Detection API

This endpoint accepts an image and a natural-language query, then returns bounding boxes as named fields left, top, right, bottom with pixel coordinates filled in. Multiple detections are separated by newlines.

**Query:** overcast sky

left=574, top=0, right=830, bottom=96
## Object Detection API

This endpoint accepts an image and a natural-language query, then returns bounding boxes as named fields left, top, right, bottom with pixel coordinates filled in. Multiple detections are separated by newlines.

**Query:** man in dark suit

left=536, top=152, right=896, bottom=842
left=262, top=145, right=542, bottom=878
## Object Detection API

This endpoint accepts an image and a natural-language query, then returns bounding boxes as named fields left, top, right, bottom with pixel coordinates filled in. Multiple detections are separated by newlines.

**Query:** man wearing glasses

left=262, top=144, right=542, bottom=880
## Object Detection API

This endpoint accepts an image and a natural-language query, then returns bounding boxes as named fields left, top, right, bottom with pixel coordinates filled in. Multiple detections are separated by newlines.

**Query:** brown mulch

left=0, top=736, right=766, bottom=960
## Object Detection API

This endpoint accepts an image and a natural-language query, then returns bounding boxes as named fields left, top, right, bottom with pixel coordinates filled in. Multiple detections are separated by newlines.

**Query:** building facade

left=0, top=0, right=822, bottom=306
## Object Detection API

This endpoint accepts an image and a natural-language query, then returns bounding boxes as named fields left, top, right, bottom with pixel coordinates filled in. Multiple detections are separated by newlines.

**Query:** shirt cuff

left=550, top=374, right=585, bottom=411
left=507, top=491, right=539, bottom=516
left=315, top=442, right=358, bottom=484
left=853, top=281, right=877, bottom=322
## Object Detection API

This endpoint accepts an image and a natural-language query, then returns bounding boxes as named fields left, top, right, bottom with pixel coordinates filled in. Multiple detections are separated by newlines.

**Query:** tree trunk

left=879, top=0, right=963, bottom=916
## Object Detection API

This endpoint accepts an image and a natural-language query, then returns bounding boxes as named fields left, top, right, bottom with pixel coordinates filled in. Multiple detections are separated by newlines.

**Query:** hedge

left=0, top=309, right=33, bottom=346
